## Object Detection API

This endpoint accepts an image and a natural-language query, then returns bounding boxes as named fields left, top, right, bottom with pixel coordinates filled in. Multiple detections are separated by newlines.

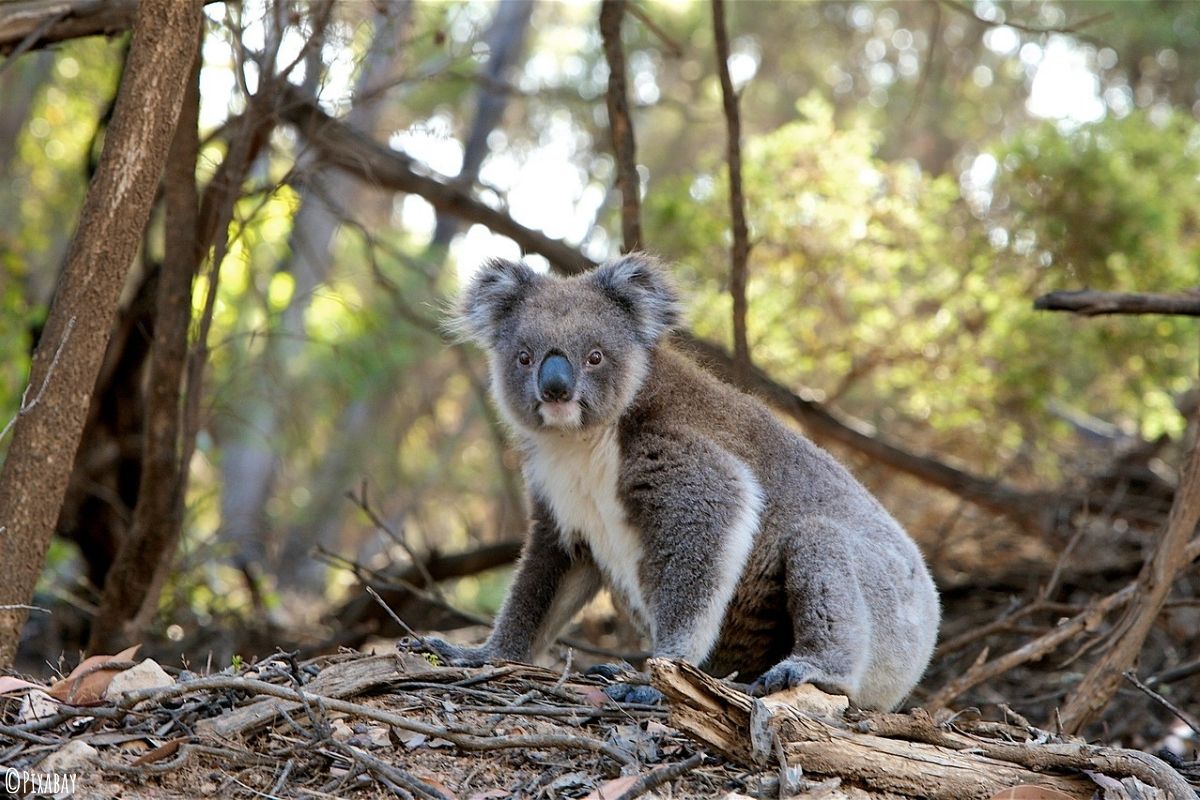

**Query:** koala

left=428, top=253, right=940, bottom=711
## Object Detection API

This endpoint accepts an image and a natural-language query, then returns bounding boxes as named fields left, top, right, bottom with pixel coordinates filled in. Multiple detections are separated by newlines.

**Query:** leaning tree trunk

left=0, top=0, right=203, bottom=668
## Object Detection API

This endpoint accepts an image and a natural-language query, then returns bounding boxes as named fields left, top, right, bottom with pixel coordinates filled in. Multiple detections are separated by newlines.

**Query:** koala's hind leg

left=752, top=522, right=870, bottom=702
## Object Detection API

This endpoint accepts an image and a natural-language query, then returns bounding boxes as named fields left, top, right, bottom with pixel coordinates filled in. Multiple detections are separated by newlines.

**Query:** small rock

left=39, top=739, right=99, bottom=773
left=104, top=659, right=174, bottom=702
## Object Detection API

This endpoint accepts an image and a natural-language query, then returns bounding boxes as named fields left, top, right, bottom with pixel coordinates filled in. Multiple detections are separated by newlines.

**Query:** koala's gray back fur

left=447, top=254, right=940, bottom=711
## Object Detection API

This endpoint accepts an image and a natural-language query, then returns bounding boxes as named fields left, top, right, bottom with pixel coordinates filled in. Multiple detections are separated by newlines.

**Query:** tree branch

left=599, top=0, right=642, bottom=252
left=711, top=0, right=752, bottom=379
left=0, top=0, right=220, bottom=56
left=1034, top=288, right=1200, bottom=317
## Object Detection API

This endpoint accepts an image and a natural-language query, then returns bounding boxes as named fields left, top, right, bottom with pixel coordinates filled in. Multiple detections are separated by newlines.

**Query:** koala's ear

left=592, top=253, right=680, bottom=344
left=454, top=258, right=539, bottom=345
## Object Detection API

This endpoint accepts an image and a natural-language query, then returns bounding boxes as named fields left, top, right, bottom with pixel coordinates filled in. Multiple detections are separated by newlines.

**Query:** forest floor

left=3, top=644, right=1199, bottom=800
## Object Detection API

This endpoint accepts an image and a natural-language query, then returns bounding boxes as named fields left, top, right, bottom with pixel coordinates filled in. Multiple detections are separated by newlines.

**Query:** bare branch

left=711, top=0, right=751, bottom=378
left=0, top=0, right=221, bottom=56
left=1058, top=401, right=1200, bottom=733
left=1034, top=288, right=1200, bottom=317
left=599, top=0, right=642, bottom=252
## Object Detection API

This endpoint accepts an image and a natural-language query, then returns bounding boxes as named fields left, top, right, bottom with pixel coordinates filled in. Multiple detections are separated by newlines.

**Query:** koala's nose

left=537, top=354, right=574, bottom=402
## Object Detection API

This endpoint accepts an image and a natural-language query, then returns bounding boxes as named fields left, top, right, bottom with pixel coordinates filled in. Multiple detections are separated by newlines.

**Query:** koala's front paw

left=418, top=637, right=493, bottom=668
left=750, top=658, right=817, bottom=696
left=602, top=683, right=663, bottom=705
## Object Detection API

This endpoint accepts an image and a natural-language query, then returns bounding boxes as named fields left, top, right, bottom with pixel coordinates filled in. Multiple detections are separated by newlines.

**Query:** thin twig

left=615, top=752, right=706, bottom=800
left=348, top=483, right=444, bottom=602
left=365, top=585, right=431, bottom=651
left=626, top=3, right=683, bottom=58
left=1123, top=671, right=1200, bottom=738
left=0, top=317, right=76, bottom=443
left=328, top=741, right=451, bottom=800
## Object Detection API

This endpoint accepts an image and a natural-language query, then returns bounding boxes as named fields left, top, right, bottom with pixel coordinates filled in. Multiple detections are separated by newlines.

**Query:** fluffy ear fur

left=455, top=258, right=540, bottom=345
left=591, top=253, right=680, bottom=344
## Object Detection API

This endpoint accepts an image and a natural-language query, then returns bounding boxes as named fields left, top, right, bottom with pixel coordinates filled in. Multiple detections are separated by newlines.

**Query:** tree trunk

left=0, top=0, right=203, bottom=668
left=87, top=43, right=202, bottom=653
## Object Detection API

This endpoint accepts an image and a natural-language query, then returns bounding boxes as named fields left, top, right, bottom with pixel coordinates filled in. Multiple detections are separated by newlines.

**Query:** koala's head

left=455, top=253, right=679, bottom=433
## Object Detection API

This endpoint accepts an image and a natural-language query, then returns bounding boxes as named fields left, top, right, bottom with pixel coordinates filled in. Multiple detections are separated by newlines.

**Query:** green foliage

left=993, top=111, right=1200, bottom=438
left=648, top=95, right=1198, bottom=477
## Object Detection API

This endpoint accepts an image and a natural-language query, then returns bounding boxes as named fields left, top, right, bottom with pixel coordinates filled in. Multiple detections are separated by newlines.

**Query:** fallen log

left=648, top=659, right=1194, bottom=800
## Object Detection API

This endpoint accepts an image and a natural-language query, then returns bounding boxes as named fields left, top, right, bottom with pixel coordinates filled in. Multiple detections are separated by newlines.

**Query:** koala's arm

left=428, top=497, right=600, bottom=666
left=620, top=428, right=762, bottom=664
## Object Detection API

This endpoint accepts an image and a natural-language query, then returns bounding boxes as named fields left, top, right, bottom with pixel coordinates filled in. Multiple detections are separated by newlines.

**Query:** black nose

left=538, top=354, right=574, bottom=402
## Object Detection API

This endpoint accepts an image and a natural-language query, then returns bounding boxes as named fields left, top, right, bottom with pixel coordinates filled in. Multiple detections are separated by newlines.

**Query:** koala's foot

left=751, top=658, right=850, bottom=698
left=603, top=683, right=663, bottom=705
left=416, top=637, right=492, bottom=668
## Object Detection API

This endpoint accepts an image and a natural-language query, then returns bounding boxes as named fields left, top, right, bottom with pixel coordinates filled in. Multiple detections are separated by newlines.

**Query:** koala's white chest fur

left=523, top=427, right=652, bottom=628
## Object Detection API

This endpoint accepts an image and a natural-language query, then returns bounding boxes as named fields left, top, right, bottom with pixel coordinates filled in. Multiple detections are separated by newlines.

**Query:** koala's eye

left=517, top=351, right=532, bottom=366
left=586, top=349, right=603, bottom=366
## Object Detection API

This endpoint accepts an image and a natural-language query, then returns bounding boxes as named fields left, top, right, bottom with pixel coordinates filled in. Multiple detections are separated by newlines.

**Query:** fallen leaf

left=583, top=774, right=640, bottom=800
left=578, top=686, right=610, bottom=708
left=420, top=777, right=457, bottom=799
left=0, top=676, right=43, bottom=695
left=48, top=644, right=141, bottom=704
left=132, top=736, right=190, bottom=766
left=466, top=790, right=510, bottom=800
left=989, top=786, right=1079, bottom=800
left=17, top=689, right=59, bottom=723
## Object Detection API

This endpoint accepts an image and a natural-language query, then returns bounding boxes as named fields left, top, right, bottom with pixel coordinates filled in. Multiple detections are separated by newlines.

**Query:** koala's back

left=620, top=345, right=940, bottom=707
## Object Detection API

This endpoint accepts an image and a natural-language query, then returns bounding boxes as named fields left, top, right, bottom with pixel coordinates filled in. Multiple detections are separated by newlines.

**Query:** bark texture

left=87, top=46, right=201, bottom=653
left=0, top=0, right=204, bottom=668
left=711, top=0, right=752, bottom=379
left=1035, top=289, right=1200, bottom=317
left=599, top=0, right=642, bottom=252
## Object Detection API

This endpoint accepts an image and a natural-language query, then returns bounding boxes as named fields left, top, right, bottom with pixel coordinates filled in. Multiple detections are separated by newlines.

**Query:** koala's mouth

left=537, top=399, right=583, bottom=429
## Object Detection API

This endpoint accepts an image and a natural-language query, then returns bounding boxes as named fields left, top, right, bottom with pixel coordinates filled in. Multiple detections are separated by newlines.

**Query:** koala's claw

left=751, top=659, right=815, bottom=696
left=585, top=662, right=633, bottom=681
left=602, top=683, right=663, bottom=705
left=419, top=637, right=491, bottom=668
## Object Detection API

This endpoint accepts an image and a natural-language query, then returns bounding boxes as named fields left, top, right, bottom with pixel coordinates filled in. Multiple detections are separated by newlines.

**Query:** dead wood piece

left=1034, top=289, right=1200, bottom=317
left=649, top=658, right=1157, bottom=800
